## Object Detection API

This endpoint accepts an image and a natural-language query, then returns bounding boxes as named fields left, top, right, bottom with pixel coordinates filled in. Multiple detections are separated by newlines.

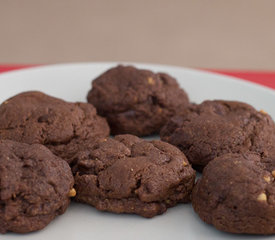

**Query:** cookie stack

left=0, top=65, right=275, bottom=235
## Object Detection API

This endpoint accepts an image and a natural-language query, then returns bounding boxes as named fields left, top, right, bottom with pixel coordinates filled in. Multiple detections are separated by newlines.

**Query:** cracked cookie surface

left=0, top=140, right=74, bottom=234
left=73, top=134, right=195, bottom=218
left=192, top=152, right=275, bottom=234
left=87, top=65, right=189, bottom=136
left=160, top=100, right=275, bottom=170
left=0, top=91, right=110, bottom=164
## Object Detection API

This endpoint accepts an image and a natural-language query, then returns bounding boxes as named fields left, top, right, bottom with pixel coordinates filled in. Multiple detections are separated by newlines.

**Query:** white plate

left=1, top=62, right=275, bottom=240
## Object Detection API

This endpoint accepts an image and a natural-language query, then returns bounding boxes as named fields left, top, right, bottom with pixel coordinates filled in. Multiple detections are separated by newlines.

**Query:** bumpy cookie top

left=161, top=100, right=275, bottom=170
left=73, top=134, right=195, bottom=218
left=0, top=140, right=74, bottom=234
left=192, top=152, right=275, bottom=234
left=87, top=65, right=189, bottom=136
left=0, top=91, right=110, bottom=163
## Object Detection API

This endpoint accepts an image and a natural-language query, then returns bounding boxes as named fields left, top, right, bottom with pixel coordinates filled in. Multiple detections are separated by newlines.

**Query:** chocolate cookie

left=87, top=65, right=189, bottom=136
left=73, top=134, right=195, bottom=218
left=0, top=140, right=74, bottom=234
left=192, top=152, right=275, bottom=234
left=0, top=91, right=110, bottom=164
left=160, top=100, right=275, bottom=170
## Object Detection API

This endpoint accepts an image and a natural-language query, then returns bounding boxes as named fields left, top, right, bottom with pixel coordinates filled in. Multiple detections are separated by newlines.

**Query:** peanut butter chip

left=257, top=193, right=267, bottom=202
left=272, top=170, right=275, bottom=178
left=264, top=176, right=271, bottom=183
left=147, top=77, right=155, bottom=85
left=68, top=188, right=76, bottom=197
left=183, top=161, right=188, bottom=167
left=260, top=109, right=267, bottom=114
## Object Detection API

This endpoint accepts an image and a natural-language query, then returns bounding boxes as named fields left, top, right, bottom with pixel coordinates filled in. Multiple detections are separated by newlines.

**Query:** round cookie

left=0, top=91, right=110, bottom=164
left=87, top=65, right=189, bottom=136
left=192, top=152, right=275, bottom=234
left=160, top=100, right=275, bottom=170
left=73, top=134, right=195, bottom=218
left=0, top=140, right=74, bottom=234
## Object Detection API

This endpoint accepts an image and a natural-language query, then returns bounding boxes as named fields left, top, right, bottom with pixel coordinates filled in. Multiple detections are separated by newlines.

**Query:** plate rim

left=0, top=61, right=274, bottom=97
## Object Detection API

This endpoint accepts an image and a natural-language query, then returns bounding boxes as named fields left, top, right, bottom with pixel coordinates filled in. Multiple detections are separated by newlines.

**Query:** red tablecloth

left=0, top=65, right=275, bottom=90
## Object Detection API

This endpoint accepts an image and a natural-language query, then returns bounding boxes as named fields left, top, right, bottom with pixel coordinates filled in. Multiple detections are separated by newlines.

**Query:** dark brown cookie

left=87, top=65, right=189, bottom=136
left=0, top=140, right=74, bottom=234
left=0, top=91, right=110, bottom=164
left=73, top=134, right=195, bottom=218
left=192, top=152, right=275, bottom=234
left=160, top=100, right=275, bottom=170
